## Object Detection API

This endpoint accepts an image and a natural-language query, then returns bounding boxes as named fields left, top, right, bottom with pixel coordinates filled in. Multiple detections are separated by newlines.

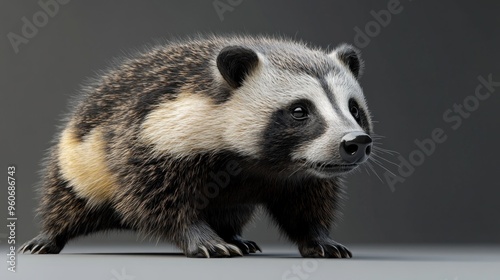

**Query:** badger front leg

left=174, top=220, right=243, bottom=258
left=265, top=179, right=352, bottom=258
left=115, top=192, right=244, bottom=258
left=116, top=197, right=244, bottom=257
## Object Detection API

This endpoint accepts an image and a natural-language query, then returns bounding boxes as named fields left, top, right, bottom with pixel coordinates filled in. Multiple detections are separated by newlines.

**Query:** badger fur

left=20, top=35, right=373, bottom=258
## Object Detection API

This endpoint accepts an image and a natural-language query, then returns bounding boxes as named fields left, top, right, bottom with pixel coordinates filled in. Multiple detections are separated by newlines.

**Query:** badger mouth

left=298, top=160, right=359, bottom=177
left=313, top=162, right=358, bottom=173
left=299, top=160, right=359, bottom=177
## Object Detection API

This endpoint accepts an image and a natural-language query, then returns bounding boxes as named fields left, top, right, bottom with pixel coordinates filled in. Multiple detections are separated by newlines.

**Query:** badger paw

left=226, top=236, right=262, bottom=254
left=299, top=238, right=352, bottom=258
left=18, top=235, right=63, bottom=254
left=187, top=242, right=244, bottom=258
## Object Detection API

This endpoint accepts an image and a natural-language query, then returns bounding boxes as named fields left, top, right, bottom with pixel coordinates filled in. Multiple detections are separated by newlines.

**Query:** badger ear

left=330, top=44, right=364, bottom=79
left=217, top=46, right=259, bottom=88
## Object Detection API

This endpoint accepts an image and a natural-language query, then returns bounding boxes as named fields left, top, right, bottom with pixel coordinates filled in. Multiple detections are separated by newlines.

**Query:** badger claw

left=198, top=245, right=210, bottom=258
left=18, top=234, right=63, bottom=254
left=188, top=242, right=243, bottom=258
left=300, top=238, right=352, bottom=258
left=226, top=236, right=262, bottom=254
left=214, top=244, right=230, bottom=256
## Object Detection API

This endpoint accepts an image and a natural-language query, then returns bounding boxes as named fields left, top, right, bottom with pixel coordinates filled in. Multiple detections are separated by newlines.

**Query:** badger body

left=21, top=35, right=373, bottom=258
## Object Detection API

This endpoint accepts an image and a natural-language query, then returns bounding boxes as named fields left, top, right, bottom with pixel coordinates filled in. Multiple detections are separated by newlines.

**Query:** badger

left=20, top=35, right=373, bottom=258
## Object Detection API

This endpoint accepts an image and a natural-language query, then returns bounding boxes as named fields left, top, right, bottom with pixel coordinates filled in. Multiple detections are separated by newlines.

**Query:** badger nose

left=339, top=132, right=372, bottom=164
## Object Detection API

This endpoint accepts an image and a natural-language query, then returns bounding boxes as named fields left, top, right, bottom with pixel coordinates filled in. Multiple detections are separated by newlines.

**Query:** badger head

left=219, top=42, right=373, bottom=178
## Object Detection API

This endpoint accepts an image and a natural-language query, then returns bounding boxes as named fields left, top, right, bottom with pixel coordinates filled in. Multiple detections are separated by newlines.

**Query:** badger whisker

left=371, top=152, right=399, bottom=167
left=372, top=146, right=399, bottom=155
left=369, top=156, right=397, bottom=177
left=366, top=161, right=383, bottom=182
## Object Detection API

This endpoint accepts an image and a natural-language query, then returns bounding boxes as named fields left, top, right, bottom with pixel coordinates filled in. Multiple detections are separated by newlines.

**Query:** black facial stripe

left=349, top=99, right=371, bottom=134
left=317, top=77, right=352, bottom=125
left=261, top=99, right=326, bottom=163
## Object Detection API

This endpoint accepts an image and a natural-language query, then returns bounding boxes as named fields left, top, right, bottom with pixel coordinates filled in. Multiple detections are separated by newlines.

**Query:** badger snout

left=339, top=131, right=372, bottom=164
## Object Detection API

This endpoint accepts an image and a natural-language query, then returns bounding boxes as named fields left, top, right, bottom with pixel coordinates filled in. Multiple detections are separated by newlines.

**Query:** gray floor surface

left=2, top=244, right=499, bottom=280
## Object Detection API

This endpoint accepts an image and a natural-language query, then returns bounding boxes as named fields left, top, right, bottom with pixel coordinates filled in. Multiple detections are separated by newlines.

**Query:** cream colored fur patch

left=140, top=92, right=227, bottom=158
left=58, top=125, right=119, bottom=205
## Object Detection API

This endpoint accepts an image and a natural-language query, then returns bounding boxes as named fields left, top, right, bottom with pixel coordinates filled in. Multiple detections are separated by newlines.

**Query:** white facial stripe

left=325, top=71, right=365, bottom=129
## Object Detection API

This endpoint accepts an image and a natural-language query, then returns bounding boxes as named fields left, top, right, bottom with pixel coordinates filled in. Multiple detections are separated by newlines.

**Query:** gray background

left=1, top=0, right=500, bottom=251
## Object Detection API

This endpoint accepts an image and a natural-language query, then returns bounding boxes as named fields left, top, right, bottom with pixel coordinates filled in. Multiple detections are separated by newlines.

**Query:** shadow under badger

left=21, top=35, right=373, bottom=258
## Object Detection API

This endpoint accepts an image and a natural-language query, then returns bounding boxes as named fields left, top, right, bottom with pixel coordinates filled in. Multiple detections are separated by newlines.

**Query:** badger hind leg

left=20, top=154, right=124, bottom=254
left=20, top=201, right=122, bottom=254
left=20, top=190, right=123, bottom=255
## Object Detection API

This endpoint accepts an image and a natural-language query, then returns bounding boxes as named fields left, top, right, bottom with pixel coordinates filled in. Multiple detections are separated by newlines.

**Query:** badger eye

left=291, top=105, right=308, bottom=120
left=349, top=99, right=361, bottom=121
